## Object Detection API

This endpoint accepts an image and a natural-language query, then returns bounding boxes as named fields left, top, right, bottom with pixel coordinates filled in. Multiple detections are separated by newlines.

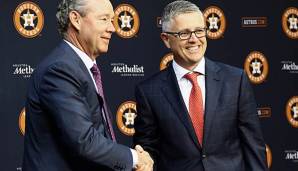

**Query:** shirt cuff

left=130, top=148, right=138, bottom=169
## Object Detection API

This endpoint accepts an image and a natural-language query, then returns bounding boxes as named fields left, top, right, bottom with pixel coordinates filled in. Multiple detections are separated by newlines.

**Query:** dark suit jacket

left=22, top=41, right=132, bottom=171
left=134, top=58, right=268, bottom=171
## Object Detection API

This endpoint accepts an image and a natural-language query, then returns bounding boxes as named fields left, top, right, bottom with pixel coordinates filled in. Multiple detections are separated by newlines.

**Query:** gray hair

left=56, top=0, right=89, bottom=37
left=161, top=0, right=203, bottom=32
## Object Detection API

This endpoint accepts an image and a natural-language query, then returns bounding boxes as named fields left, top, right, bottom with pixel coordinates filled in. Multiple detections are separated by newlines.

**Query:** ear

left=69, top=11, right=82, bottom=31
left=160, top=33, right=171, bottom=49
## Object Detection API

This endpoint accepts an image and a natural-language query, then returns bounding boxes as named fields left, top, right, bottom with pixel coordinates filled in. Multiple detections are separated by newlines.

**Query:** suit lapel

left=62, top=41, right=109, bottom=135
left=161, top=65, right=201, bottom=150
left=65, top=42, right=104, bottom=106
left=202, top=58, right=222, bottom=149
left=61, top=41, right=99, bottom=96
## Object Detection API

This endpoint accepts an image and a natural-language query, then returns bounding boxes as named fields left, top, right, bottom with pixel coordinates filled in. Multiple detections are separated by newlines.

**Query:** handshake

left=134, top=145, right=154, bottom=171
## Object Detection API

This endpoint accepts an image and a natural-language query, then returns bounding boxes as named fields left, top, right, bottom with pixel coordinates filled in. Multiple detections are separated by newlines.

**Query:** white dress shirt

left=64, top=40, right=98, bottom=90
left=64, top=40, right=138, bottom=168
left=172, top=58, right=206, bottom=112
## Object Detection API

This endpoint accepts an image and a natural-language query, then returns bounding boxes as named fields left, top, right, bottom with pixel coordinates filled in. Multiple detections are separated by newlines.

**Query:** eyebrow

left=178, top=27, right=206, bottom=32
left=97, top=14, right=114, bottom=18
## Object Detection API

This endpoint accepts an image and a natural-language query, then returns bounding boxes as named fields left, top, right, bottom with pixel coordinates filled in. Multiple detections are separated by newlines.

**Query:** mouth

left=185, top=46, right=200, bottom=53
left=101, top=37, right=111, bottom=44
left=102, top=37, right=111, bottom=40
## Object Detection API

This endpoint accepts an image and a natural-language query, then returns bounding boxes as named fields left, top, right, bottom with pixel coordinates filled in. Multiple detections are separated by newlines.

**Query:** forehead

left=170, top=12, right=205, bottom=30
left=86, top=0, right=114, bottom=16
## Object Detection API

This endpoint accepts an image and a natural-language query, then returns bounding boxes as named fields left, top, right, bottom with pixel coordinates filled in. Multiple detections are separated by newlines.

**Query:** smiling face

left=161, top=12, right=207, bottom=70
left=70, top=0, right=115, bottom=59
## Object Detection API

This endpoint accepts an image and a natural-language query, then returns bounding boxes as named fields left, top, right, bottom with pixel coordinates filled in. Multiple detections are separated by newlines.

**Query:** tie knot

left=184, top=72, right=199, bottom=85
left=90, top=64, right=100, bottom=75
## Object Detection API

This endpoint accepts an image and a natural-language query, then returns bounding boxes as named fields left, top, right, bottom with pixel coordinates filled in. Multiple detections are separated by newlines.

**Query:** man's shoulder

left=207, top=58, right=244, bottom=76
left=137, top=67, right=169, bottom=87
left=31, top=41, right=84, bottom=83
left=37, top=42, right=80, bottom=71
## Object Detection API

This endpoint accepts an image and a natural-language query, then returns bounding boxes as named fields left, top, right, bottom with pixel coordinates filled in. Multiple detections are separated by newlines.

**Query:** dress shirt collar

left=172, top=57, right=205, bottom=81
left=64, top=40, right=96, bottom=70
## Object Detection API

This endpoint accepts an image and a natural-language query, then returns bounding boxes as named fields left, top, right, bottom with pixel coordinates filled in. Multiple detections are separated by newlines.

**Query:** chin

left=188, top=54, right=202, bottom=60
left=98, top=47, right=109, bottom=53
left=190, top=57, right=203, bottom=64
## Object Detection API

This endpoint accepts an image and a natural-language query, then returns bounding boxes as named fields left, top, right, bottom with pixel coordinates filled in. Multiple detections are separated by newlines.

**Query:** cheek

left=199, top=39, right=207, bottom=49
left=202, top=42, right=207, bottom=52
left=201, top=38, right=207, bottom=46
left=172, top=42, right=184, bottom=51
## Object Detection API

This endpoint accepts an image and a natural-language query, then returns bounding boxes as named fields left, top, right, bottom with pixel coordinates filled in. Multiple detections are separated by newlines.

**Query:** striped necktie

left=90, top=64, right=116, bottom=141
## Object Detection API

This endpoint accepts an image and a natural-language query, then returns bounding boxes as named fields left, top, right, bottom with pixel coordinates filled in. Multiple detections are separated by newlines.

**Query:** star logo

left=116, top=101, right=137, bottom=136
left=286, top=96, right=298, bottom=128
left=160, top=53, right=174, bottom=71
left=120, top=11, right=133, bottom=29
left=21, top=9, right=37, bottom=28
left=13, top=1, right=44, bottom=38
left=251, top=59, right=262, bottom=75
left=113, top=4, right=140, bottom=38
left=203, top=6, right=226, bottom=39
left=292, top=104, right=298, bottom=119
left=244, top=51, right=269, bottom=84
left=288, top=15, right=298, bottom=30
left=208, top=14, right=219, bottom=30
left=19, top=108, right=26, bottom=136
left=266, top=144, right=272, bottom=168
left=123, top=108, right=137, bottom=126
left=282, top=7, right=298, bottom=39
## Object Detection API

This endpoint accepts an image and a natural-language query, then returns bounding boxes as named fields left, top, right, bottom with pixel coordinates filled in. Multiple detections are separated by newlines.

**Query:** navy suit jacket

left=22, top=41, right=132, bottom=171
left=134, top=58, right=268, bottom=171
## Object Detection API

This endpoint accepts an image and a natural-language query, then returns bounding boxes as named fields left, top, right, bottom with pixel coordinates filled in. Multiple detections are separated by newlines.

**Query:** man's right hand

left=134, top=145, right=154, bottom=171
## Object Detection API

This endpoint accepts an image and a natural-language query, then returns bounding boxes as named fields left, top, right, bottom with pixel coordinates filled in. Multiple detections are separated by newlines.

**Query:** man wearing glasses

left=133, top=0, right=268, bottom=171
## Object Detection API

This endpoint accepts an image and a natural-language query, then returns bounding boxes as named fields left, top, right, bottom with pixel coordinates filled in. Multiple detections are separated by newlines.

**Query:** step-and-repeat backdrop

left=0, top=0, right=297, bottom=170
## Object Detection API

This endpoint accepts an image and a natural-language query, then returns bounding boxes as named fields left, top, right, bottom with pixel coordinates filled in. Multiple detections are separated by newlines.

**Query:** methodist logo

left=244, top=51, right=269, bottom=84
left=281, top=60, right=298, bottom=73
left=203, top=6, right=226, bottom=39
left=13, top=1, right=44, bottom=38
left=160, top=53, right=173, bottom=71
left=282, top=7, right=298, bottom=39
left=284, top=150, right=298, bottom=163
left=116, top=101, right=137, bottom=136
left=113, top=4, right=140, bottom=38
left=12, top=63, right=35, bottom=78
left=285, top=96, right=298, bottom=128
left=111, top=62, right=144, bottom=77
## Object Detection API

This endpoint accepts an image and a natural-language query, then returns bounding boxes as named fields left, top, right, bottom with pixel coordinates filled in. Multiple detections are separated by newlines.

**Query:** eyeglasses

left=164, top=28, right=207, bottom=40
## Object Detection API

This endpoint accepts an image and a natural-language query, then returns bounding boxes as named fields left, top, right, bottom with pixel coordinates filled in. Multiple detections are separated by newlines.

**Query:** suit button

left=202, top=154, right=207, bottom=158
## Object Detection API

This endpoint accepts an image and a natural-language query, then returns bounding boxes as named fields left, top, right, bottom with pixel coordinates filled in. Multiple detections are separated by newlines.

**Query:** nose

left=108, top=21, right=116, bottom=33
left=188, top=32, right=199, bottom=42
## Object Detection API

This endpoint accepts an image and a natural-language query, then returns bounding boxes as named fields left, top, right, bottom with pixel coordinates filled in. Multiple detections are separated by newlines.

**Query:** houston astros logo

left=160, top=53, right=174, bottom=71
left=113, top=4, right=140, bottom=38
left=285, top=96, right=298, bottom=128
left=19, top=108, right=26, bottom=135
left=13, top=1, right=44, bottom=38
left=244, top=51, right=269, bottom=84
left=266, top=144, right=272, bottom=168
left=282, top=7, right=298, bottom=39
left=116, top=101, right=137, bottom=136
left=203, top=6, right=226, bottom=39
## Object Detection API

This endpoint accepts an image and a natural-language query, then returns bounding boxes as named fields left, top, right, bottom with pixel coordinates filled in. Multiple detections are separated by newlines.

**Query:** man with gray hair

left=134, top=0, right=268, bottom=170
left=22, top=0, right=153, bottom=170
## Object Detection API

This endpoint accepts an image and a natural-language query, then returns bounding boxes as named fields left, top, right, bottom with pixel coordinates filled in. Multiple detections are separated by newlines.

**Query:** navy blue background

left=0, top=0, right=297, bottom=170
